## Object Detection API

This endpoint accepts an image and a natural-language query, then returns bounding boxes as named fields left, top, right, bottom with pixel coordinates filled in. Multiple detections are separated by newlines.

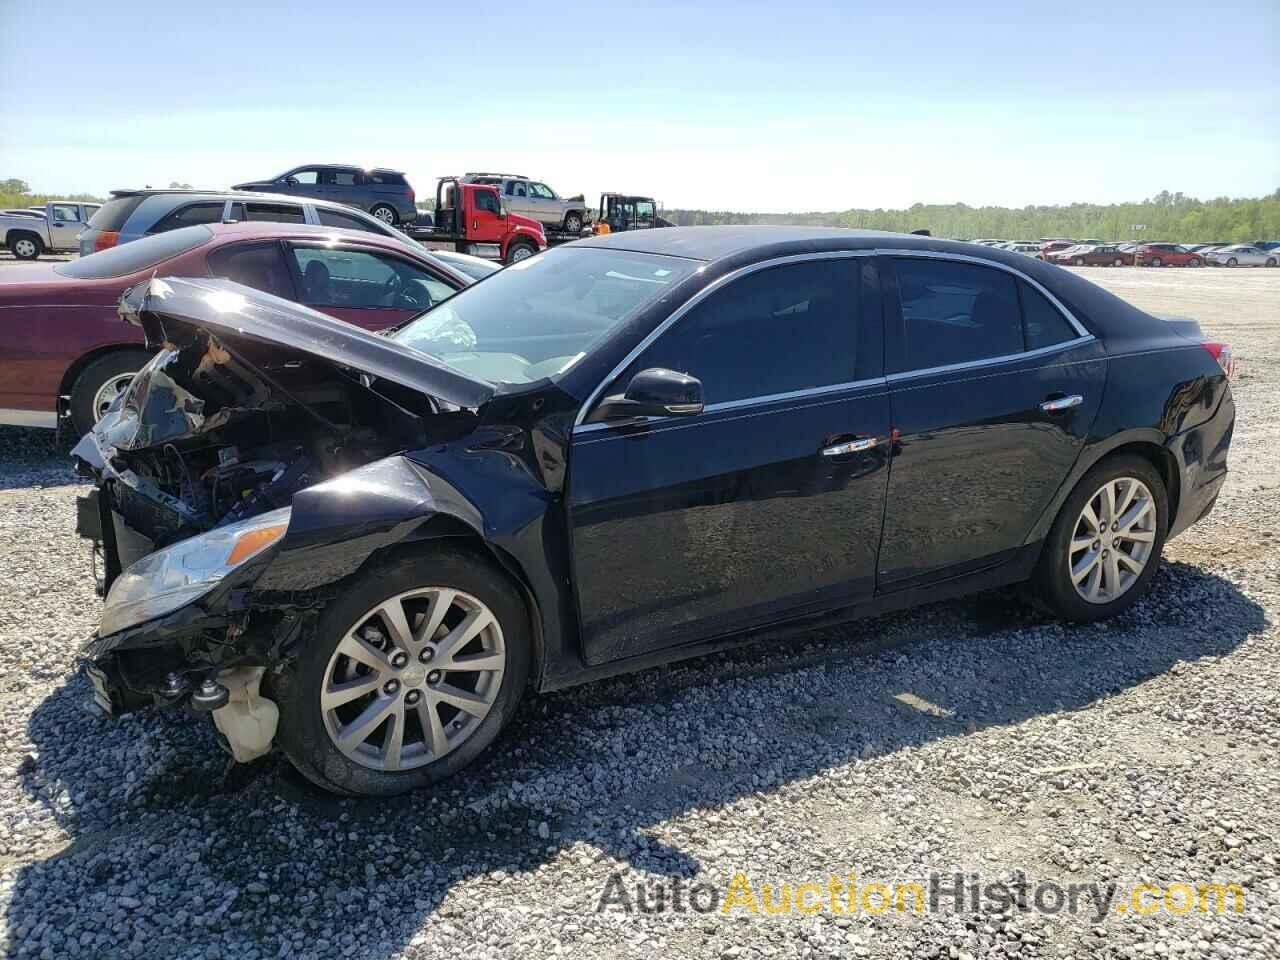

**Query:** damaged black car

left=73, top=228, right=1234, bottom=796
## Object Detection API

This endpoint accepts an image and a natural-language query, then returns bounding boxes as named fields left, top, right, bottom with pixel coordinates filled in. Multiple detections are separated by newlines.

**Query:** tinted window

left=149, top=201, right=227, bottom=233
left=367, top=172, right=406, bottom=186
left=288, top=169, right=319, bottom=185
left=1019, top=281, right=1078, bottom=350
left=316, top=208, right=384, bottom=234
left=506, top=181, right=527, bottom=197
left=322, top=169, right=359, bottom=186
left=474, top=191, right=500, bottom=215
left=626, top=260, right=859, bottom=404
left=894, top=258, right=1021, bottom=371
left=88, top=196, right=146, bottom=231
left=54, top=226, right=212, bottom=279
left=207, top=241, right=296, bottom=300
left=243, top=202, right=306, bottom=224
left=287, top=246, right=454, bottom=310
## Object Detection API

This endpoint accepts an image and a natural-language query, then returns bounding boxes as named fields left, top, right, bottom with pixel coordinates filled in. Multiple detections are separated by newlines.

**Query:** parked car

left=1037, top=241, right=1076, bottom=260
left=2, top=201, right=101, bottom=259
left=79, top=189, right=410, bottom=256
left=1205, top=244, right=1278, bottom=267
left=1049, top=244, right=1134, bottom=267
left=1253, top=240, right=1280, bottom=252
left=1134, top=243, right=1203, bottom=267
left=231, top=165, right=417, bottom=226
left=464, top=173, right=591, bottom=234
left=1005, top=242, right=1041, bottom=256
left=0, top=222, right=474, bottom=434
left=69, top=226, right=1234, bottom=796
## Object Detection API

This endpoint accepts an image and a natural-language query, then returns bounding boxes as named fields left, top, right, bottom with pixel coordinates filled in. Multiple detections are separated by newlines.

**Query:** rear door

left=568, top=255, right=889, bottom=664
left=320, top=167, right=362, bottom=207
left=877, top=254, right=1106, bottom=589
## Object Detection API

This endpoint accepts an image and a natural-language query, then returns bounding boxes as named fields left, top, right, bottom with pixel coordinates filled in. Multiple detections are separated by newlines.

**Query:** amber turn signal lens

left=225, top=524, right=288, bottom=566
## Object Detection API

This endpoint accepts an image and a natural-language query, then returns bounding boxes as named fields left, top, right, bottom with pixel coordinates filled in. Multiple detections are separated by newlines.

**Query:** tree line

left=662, top=190, right=1280, bottom=243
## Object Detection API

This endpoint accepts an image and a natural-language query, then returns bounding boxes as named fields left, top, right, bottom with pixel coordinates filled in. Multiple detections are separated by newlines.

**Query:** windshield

left=392, top=247, right=700, bottom=385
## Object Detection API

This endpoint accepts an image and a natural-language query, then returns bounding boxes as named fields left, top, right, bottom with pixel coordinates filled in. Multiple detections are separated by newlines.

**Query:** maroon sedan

left=0, top=222, right=473, bottom=434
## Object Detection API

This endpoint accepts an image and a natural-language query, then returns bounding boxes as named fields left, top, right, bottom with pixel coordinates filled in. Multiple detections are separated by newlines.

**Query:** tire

left=1113, top=258, right=1124, bottom=267
left=69, top=349, right=150, bottom=435
left=8, top=233, right=42, bottom=260
left=563, top=211, right=583, bottom=234
left=1226, top=258, right=1237, bottom=267
left=1267, top=258, right=1277, bottom=268
left=1151, top=257, right=1163, bottom=267
left=370, top=204, right=398, bottom=226
left=1188, top=258, right=1200, bottom=267
left=273, top=546, right=531, bottom=797
left=505, top=240, right=536, bottom=265
left=1073, top=257, right=1085, bottom=266
left=1033, top=453, right=1168, bottom=622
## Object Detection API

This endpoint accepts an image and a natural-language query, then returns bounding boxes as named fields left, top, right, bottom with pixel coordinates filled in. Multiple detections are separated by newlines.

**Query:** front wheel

left=1267, top=258, right=1277, bottom=268
left=1033, top=454, right=1168, bottom=622
left=273, top=547, right=531, bottom=796
left=1074, top=257, right=1085, bottom=266
left=505, top=240, right=536, bottom=264
left=370, top=204, right=398, bottom=225
left=1113, top=258, right=1124, bottom=267
left=1227, top=258, right=1237, bottom=267
left=1151, top=257, right=1163, bottom=267
left=563, top=212, right=583, bottom=234
left=9, top=234, right=42, bottom=260
left=1188, top=258, right=1201, bottom=267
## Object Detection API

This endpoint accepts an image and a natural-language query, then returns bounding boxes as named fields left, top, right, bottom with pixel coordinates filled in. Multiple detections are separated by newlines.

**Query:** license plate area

left=85, top=665, right=117, bottom=717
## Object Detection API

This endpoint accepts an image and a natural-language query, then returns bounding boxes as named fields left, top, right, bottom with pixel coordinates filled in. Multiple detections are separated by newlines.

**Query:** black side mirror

left=591, top=368, right=703, bottom=422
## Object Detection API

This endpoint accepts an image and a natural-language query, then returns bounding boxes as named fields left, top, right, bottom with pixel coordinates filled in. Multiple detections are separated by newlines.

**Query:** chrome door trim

left=884, top=335, right=1097, bottom=384
left=572, top=250, right=878, bottom=428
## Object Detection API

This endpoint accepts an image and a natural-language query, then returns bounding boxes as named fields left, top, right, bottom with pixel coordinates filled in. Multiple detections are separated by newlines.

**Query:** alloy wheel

left=1068, top=477, right=1156, bottom=604
left=93, top=372, right=137, bottom=421
left=320, top=588, right=506, bottom=771
left=372, top=206, right=396, bottom=224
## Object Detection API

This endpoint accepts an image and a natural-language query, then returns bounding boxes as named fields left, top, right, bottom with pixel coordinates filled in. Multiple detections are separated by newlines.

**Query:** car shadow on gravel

left=7, top=561, right=1267, bottom=958
left=0, top=426, right=79, bottom=491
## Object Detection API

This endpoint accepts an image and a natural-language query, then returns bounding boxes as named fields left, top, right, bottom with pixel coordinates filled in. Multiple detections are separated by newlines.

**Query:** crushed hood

left=119, top=277, right=496, bottom=410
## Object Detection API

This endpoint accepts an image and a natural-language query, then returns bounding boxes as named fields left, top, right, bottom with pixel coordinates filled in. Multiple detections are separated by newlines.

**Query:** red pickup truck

left=417, top=179, right=547, bottom=264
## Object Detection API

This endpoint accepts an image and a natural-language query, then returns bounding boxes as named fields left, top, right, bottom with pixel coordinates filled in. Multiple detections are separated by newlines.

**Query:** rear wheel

left=1113, top=258, right=1124, bottom=267
left=9, top=234, right=42, bottom=260
left=1227, top=257, right=1237, bottom=267
left=1074, top=257, right=1085, bottom=266
left=370, top=204, right=397, bottom=225
left=1151, top=257, right=1163, bottom=267
left=1188, top=257, right=1201, bottom=267
left=69, top=349, right=150, bottom=435
left=273, top=547, right=531, bottom=796
left=1034, top=454, right=1168, bottom=622
left=563, top=211, right=583, bottom=234
left=505, top=240, right=536, bottom=264
left=1267, top=258, right=1277, bottom=268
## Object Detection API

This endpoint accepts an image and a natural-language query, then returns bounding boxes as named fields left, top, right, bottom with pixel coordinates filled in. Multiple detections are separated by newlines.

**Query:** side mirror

left=590, top=368, right=703, bottom=422
left=283, top=176, right=299, bottom=185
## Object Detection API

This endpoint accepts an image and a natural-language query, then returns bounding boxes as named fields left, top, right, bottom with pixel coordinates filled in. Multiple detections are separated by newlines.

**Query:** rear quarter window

left=88, top=195, right=146, bottom=231
left=54, top=226, right=213, bottom=279
left=367, top=172, right=406, bottom=186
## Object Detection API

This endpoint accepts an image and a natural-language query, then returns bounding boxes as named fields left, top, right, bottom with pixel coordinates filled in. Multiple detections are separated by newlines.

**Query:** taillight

left=94, top=231, right=119, bottom=252
left=1202, top=341, right=1234, bottom=378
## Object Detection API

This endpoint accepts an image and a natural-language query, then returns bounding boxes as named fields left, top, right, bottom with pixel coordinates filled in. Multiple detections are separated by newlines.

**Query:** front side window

left=635, top=201, right=655, bottom=222
left=207, top=241, right=295, bottom=300
left=287, top=245, right=455, bottom=310
left=531, top=183, right=556, bottom=199
left=893, top=258, right=1022, bottom=371
left=394, top=248, right=699, bottom=386
left=474, top=191, right=501, bottom=215
left=51, top=204, right=80, bottom=222
left=243, top=202, right=306, bottom=224
left=621, top=259, right=860, bottom=405
left=286, top=169, right=319, bottom=185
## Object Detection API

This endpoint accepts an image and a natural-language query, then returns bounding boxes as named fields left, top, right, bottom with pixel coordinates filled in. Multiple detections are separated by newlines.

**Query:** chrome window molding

left=571, top=246, right=1095, bottom=430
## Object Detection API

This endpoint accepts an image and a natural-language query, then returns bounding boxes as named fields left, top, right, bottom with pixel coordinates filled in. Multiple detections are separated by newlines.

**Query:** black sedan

left=71, top=227, right=1235, bottom=796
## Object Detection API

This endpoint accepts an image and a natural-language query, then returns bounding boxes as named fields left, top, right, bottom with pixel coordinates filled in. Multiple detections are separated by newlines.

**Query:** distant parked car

left=1050, top=244, right=1134, bottom=267
left=1205, top=244, right=1278, bottom=267
left=1, top=201, right=100, bottom=259
left=79, top=189, right=413, bottom=256
left=1135, top=243, right=1203, bottom=267
left=231, top=165, right=417, bottom=226
left=1005, top=242, right=1041, bottom=256
left=0, top=222, right=475, bottom=434
left=1037, top=240, right=1076, bottom=260
left=464, top=173, right=592, bottom=234
left=1252, top=240, right=1280, bottom=252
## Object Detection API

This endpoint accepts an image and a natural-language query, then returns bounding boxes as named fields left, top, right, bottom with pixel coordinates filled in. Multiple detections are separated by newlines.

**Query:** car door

left=504, top=180, right=533, bottom=220
left=320, top=168, right=361, bottom=207
left=47, top=203, right=83, bottom=249
left=278, top=168, right=321, bottom=199
left=281, top=241, right=459, bottom=330
left=567, top=256, right=890, bottom=665
left=877, top=254, right=1106, bottom=589
left=469, top=189, right=506, bottom=244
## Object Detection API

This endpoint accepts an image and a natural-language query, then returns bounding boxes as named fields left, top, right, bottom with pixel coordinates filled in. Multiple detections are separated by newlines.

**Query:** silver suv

left=79, top=190, right=409, bottom=256
left=463, top=173, right=591, bottom=234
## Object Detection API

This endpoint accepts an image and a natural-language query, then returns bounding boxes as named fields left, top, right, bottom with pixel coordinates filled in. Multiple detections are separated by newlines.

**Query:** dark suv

left=232, top=165, right=417, bottom=226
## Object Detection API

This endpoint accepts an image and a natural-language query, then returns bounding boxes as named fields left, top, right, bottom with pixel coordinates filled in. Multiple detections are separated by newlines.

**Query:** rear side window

left=207, top=241, right=296, bottom=300
left=322, top=169, right=360, bottom=186
left=893, top=258, right=1022, bottom=371
left=149, top=201, right=227, bottom=233
left=243, top=202, right=306, bottom=224
left=88, top=195, right=146, bottom=231
left=54, top=226, right=213, bottom=279
left=626, top=259, right=862, bottom=404
left=367, top=172, right=406, bottom=186
left=316, top=207, right=386, bottom=234
left=1019, top=281, right=1079, bottom=350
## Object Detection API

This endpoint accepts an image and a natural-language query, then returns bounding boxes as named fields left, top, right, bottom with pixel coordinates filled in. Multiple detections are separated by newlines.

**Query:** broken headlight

left=99, top=508, right=291, bottom=636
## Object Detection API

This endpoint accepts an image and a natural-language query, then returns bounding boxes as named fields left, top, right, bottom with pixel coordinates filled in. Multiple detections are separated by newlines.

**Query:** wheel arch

left=57, top=342, right=153, bottom=414
left=6, top=228, right=43, bottom=249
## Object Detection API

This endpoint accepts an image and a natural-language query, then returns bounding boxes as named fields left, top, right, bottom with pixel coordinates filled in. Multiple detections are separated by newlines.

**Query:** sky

left=1, top=0, right=1277, bottom=213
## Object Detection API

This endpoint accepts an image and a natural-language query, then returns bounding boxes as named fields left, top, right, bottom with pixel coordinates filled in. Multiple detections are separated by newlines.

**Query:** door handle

left=822, top=437, right=878, bottom=456
left=1039, top=394, right=1083, bottom=412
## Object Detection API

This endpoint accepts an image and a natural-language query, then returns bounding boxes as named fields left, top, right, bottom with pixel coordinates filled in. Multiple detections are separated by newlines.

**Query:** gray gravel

left=2, top=268, right=1278, bottom=959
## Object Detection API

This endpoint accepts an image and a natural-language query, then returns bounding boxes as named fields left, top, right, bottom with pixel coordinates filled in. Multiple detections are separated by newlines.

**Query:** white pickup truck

left=1, top=201, right=101, bottom=260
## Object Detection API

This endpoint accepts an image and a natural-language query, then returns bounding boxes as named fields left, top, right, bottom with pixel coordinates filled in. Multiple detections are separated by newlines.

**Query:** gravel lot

left=1, top=268, right=1277, bottom=959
